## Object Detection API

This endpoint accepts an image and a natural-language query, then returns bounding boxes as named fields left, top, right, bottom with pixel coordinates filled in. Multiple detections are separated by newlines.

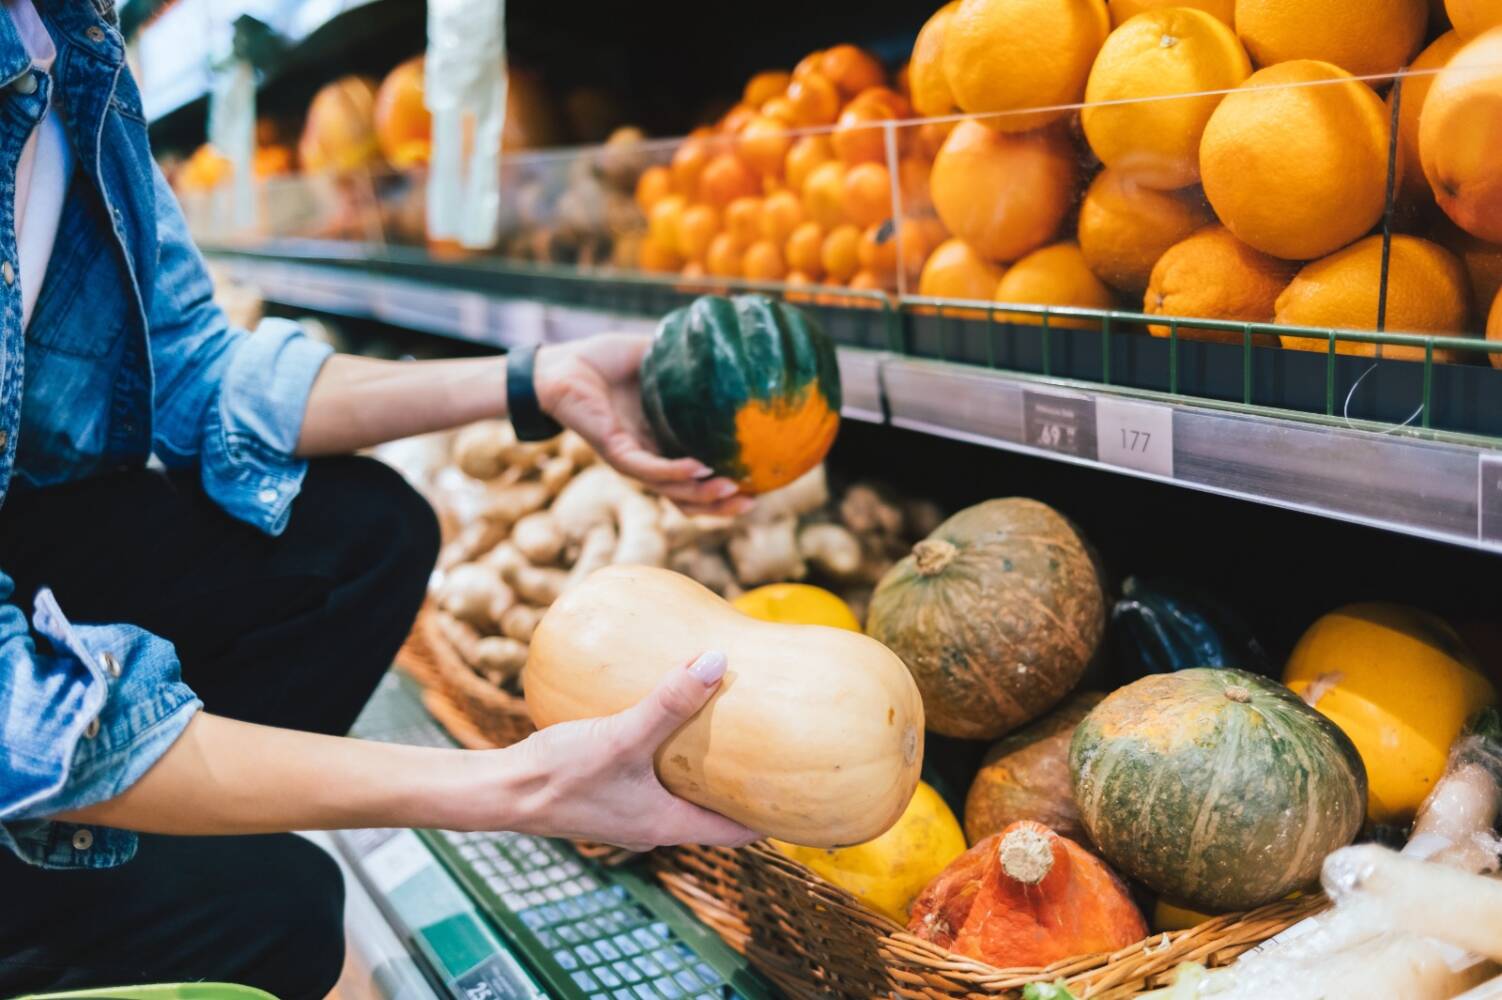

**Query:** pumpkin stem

left=1225, top=685, right=1252, bottom=704
left=913, top=539, right=958, bottom=576
left=998, top=825, right=1056, bottom=885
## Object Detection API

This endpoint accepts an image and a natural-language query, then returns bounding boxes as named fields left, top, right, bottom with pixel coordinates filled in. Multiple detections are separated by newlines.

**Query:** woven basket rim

left=416, top=605, right=531, bottom=714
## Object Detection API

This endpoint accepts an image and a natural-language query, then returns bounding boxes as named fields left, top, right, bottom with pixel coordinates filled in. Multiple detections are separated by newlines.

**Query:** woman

left=0, top=1, right=755, bottom=996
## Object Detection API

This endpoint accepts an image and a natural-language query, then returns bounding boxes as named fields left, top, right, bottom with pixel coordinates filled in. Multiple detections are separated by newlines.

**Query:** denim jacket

left=0, top=2, right=332, bottom=868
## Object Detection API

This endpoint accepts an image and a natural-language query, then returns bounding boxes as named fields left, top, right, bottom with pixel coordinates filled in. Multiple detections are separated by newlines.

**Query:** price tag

left=453, top=954, right=537, bottom=1000
left=1478, top=454, right=1502, bottom=545
left=364, top=829, right=431, bottom=894
left=1095, top=397, right=1175, bottom=477
left=458, top=292, right=490, bottom=341
left=1022, top=389, right=1097, bottom=460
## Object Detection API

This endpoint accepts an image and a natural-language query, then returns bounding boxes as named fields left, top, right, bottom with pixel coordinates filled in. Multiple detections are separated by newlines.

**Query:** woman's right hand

left=478, top=651, right=761, bottom=852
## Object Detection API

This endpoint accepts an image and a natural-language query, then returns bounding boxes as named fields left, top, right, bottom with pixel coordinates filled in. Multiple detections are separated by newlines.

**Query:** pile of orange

left=632, top=44, right=955, bottom=294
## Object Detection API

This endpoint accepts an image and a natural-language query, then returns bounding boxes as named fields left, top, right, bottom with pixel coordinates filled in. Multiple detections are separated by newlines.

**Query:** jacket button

left=2, top=261, right=14, bottom=285
left=86, top=25, right=106, bottom=42
left=72, top=828, right=94, bottom=851
left=85, top=717, right=100, bottom=739
left=0, top=430, right=8, bottom=449
left=11, top=72, right=36, bottom=96
left=100, top=652, right=121, bottom=677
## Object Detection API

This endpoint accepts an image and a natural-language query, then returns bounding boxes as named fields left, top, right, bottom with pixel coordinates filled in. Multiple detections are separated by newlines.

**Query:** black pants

left=0, top=456, right=440, bottom=999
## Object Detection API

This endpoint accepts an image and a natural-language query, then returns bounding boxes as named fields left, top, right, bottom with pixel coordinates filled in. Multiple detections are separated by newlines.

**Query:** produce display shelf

left=206, top=242, right=1502, bottom=557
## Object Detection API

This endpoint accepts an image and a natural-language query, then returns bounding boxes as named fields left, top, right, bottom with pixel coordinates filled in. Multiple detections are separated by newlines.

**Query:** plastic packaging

left=425, top=0, right=506, bottom=247
left=1109, top=577, right=1271, bottom=680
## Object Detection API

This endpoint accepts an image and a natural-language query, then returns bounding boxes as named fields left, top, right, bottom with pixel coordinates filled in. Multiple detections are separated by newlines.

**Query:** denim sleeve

left=146, top=164, right=332, bottom=535
left=0, top=571, right=200, bottom=869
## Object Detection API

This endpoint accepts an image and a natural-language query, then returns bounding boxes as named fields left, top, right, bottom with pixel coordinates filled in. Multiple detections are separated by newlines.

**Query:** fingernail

left=712, top=480, right=740, bottom=499
left=691, top=462, right=715, bottom=479
left=688, top=650, right=727, bottom=685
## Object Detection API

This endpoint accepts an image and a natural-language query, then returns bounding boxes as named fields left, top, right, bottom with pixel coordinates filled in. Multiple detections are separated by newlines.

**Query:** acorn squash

left=1284, top=603, right=1496, bottom=825
left=1070, top=668, right=1367, bottom=913
left=732, top=583, right=861, bottom=631
left=640, top=294, right=841, bottom=494
left=772, top=781, right=966, bottom=925
left=867, top=498, right=1106, bottom=740
left=1110, top=576, right=1272, bottom=681
left=524, top=566, right=923, bottom=847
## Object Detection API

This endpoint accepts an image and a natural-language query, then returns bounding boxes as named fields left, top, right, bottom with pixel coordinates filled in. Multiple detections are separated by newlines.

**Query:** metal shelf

left=206, top=245, right=1502, bottom=557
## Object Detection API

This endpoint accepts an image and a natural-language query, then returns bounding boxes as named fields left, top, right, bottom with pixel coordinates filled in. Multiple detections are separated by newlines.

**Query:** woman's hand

left=493, top=651, right=760, bottom=852
left=533, top=335, right=750, bottom=516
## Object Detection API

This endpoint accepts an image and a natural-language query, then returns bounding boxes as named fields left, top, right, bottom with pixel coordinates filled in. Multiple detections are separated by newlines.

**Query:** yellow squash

left=732, top=583, right=861, bottom=631
left=525, top=566, right=925, bottom=847
left=1284, top=603, right=1497, bottom=824
left=772, top=781, right=966, bottom=925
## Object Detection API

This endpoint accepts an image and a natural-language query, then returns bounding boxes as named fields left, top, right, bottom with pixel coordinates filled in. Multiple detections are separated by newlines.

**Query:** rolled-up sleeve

left=146, top=164, right=332, bottom=535
left=0, top=571, right=199, bottom=869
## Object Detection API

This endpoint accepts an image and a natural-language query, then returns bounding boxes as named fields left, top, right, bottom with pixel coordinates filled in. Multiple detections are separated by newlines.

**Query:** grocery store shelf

left=206, top=244, right=1502, bottom=557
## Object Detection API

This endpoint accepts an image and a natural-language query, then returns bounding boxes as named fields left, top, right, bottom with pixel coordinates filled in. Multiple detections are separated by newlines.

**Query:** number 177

left=1121, top=428, right=1150, bottom=452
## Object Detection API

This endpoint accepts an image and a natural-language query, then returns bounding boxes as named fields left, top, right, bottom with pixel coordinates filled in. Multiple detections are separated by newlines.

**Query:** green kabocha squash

left=1070, top=668, right=1367, bottom=913
left=866, top=498, right=1106, bottom=741
left=639, top=294, right=841, bottom=494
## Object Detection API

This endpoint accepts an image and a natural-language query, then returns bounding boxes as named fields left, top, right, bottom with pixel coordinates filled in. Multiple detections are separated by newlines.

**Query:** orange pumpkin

left=374, top=56, right=432, bottom=169
left=908, top=821, right=1146, bottom=968
left=299, top=76, right=382, bottom=176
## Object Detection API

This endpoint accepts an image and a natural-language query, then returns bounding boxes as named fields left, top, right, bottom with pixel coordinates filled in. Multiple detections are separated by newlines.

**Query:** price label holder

left=1095, top=397, right=1175, bottom=478
left=1022, top=388, right=1098, bottom=460
left=458, top=292, right=490, bottom=341
left=1478, top=454, right=1502, bottom=546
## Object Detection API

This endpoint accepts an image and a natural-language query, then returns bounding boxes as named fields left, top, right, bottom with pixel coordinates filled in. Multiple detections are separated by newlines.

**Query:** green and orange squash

left=1070, top=668, right=1368, bottom=913
left=639, top=294, right=841, bottom=494
left=866, top=498, right=1106, bottom=740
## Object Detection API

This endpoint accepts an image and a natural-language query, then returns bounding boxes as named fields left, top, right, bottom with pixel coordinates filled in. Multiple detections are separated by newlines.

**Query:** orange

left=177, top=144, right=232, bottom=193
left=858, top=223, right=899, bottom=277
left=786, top=221, right=827, bottom=277
left=1390, top=32, right=1466, bottom=215
left=638, top=234, right=684, bottom=273
left=1276, top=235, right=1472, bottom=359
left=1144, top=224, right=1296, bottom=341
left=896, top=60, right=912, bottom=98
left=1077, top=169, right=1215, bottom=293
left=1233, top=0, right=1426, bottom=77
left=787, top=73, right=842, bottom=126
left=1200, top=60, right=1389, bottom=260
left=1108, top=0, right=1233, bottom=26
left=374, top=57, right=431, bottom=168
left=761, top=95, right=800, bottom=126
left=1431, top=216, right=1502, bottom=327
left=994, top=241, right=1117, bottom=328
left=819, top=45, right=888, bottom=99
left=1488, top=285, right=1502, bottom=368
left=786, top=135, right=835, bottom=192
left=832, top=103, right=892, bottom=166
left=699, top=152, right=761, bottom=207
left=1082, top=8, right=1251, bottom=190
left=635, top=165, right=672, bottom=213
left=670, top=137, right=712, bottom=196
left=911, top=2, right=962, bottom=116
left=720, top=103, right=757, bottom=135
left=680, top=259, right=708, bottom=281
left=849, top=269, right=887, bottom=292
left=743, top=240, right=787, bottom=281
left=943, top=0, right=1110, bottom=131
left=1446, top=0, right=1502, bottom=37
left=893, top=221, right=939, bottom=282
left=678, top=204, right=721, bottom=261
left=842, top=162, right=894, bottom=228
left=919, top=237, right=1008, bottom=301
left=822, top=224, right=862, bottom=282
left=745, top=71, right=792, bottom=108
left=898, top=155, right=934, bottom=216
left=705, top=232, right=745, bottom=277
left=1420, top=26, right=1502, bottom=243
left=724, top=196, right=764, bottom=248
left=761, top=190, right=806, bottom=243
left=739, top=115, right=793, bottom=177
left=648, top=194, right=688, bottom=255
left=792, top=50, right=824, bottom=81
left=849, top=86, right=913, bottom=118
left=929, top=120, right=1079, bottom=263
left=803, top=160, right=849, bottom=229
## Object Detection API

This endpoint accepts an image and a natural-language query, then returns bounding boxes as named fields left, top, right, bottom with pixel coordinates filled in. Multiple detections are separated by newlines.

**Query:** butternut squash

left=525, top=566, right=925, bottom=847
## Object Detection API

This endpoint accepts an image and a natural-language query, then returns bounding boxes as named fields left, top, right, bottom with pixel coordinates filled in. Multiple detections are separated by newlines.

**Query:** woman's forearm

left=53, top=712, right=523, bottom=836
left=297, top=354, right=510, bottom=456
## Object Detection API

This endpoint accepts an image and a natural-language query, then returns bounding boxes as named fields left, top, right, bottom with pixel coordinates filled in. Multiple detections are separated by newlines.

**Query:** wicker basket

left=397, top=605, right=536, bottom=749
left=650, top=842, right=1327, bottom=999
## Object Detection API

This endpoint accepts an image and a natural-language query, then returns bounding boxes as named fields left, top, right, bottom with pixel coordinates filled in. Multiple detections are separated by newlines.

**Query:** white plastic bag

left=425, top=0, right=507, bottom=248
left=207, top=57, right=256, bottom=233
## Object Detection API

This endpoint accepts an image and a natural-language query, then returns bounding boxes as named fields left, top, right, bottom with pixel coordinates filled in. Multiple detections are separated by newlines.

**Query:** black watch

left=507, top=343, right=564, bottom=441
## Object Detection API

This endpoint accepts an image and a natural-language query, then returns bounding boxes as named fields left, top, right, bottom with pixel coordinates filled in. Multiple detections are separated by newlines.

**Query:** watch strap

left=507, top=343, right=564, bottom=442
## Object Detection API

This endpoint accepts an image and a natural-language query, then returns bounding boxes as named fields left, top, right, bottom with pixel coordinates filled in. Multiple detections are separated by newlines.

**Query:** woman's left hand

left=534, top=335, right=749, bottom=515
